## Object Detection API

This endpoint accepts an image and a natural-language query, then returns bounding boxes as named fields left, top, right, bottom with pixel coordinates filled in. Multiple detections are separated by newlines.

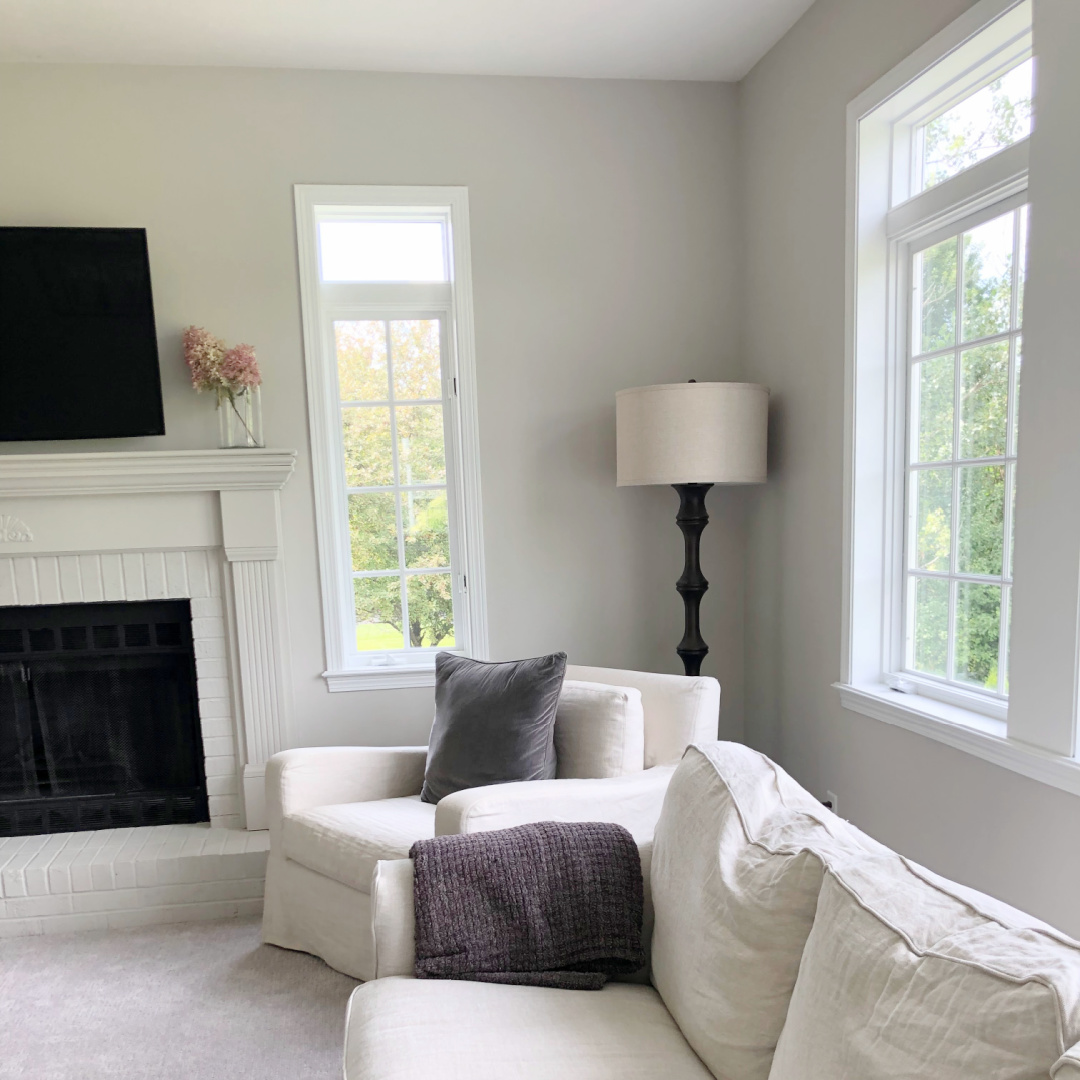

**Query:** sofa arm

left=371, top=858, right=417, bottom=979
left=266, top=746, right=427, bottom=840
left=370, top=839, right=655, bottom=981
left=433, top=765, right=676, bottom=841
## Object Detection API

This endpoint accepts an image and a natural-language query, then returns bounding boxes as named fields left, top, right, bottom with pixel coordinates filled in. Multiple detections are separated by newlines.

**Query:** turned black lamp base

left=673, top=483, right=712, bottom=677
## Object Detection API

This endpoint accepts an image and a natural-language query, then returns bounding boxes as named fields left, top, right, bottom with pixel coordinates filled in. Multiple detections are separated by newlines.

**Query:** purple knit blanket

left=410, top=820, right=645, bottom=990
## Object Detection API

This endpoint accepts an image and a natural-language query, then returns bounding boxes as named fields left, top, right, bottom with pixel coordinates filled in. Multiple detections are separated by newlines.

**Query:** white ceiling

left=0, top=0, right=815, bottom=82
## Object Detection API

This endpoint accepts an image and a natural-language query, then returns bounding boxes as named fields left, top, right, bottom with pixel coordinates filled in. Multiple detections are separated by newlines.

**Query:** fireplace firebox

left=0, top=599, right=208, bottom=837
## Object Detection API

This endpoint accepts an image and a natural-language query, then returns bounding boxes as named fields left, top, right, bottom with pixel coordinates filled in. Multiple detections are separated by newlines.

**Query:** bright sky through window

left=319, top=221, right=447, bottom=282
left=920, top=57, right=1033, bottom=190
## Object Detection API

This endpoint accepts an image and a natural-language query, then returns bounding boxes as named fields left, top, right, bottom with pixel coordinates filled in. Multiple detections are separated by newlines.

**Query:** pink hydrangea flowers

left=218, top=343, right=260, bottom=392
left=183, top=326, right=263, bottom=445
left=182, top=326, right=262, bottom=397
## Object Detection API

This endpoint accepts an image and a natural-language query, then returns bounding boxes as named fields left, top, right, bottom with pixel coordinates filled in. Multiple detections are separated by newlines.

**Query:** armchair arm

left=433, top=764, right=676, bottom=841
left=265, top=746, right=427, bottom=840
left=370, top=839, right=655, bottom=981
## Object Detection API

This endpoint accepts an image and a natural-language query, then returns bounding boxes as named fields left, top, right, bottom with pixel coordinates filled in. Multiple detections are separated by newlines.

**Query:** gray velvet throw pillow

left=421, top=652, right=567, bottom=804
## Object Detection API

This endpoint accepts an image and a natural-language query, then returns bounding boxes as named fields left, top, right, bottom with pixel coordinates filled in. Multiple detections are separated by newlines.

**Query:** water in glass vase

left=219, top=387, right=263, bottom=448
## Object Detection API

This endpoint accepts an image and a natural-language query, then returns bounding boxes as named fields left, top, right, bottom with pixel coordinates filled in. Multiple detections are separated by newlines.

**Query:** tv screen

left=0, top=227, right=165, bottom=441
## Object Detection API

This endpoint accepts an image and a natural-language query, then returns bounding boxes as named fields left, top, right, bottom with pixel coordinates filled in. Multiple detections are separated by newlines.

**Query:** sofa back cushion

left=649, top=742, right=880, bottom=1080
left=769, top=855, right=1080, bottom=1080
left=565, top=665, right=718, bottom=768
left=554, top=680, right=645, bottom=778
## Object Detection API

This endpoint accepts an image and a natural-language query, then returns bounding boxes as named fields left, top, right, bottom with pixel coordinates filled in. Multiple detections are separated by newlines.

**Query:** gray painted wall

left=0, top=65, right=744, bottom=748
left=739, top=0, right=1080, bottom=935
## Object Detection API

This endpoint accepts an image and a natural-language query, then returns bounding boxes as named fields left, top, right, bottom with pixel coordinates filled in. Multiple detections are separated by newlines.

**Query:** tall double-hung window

left=907, top=201, right=1028, bottom=701
left=295, top=187, right=487, bottom=691
left=839, top=0, right=1080, bottom=795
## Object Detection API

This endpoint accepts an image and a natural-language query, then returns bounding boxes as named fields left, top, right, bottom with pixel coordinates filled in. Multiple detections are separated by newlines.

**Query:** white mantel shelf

left=0, top=448, right=297, bottom=498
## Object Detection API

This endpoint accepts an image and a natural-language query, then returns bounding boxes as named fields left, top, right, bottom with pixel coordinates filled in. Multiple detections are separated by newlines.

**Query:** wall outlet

left=823, top=790, right=839, bottom=816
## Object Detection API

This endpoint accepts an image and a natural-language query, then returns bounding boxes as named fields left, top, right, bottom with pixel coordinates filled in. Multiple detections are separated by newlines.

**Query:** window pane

left=354, top=577, right=404, bottom=652
left=913, top=468, right=951, bottom=572
left=962, top=212, right=1013, bottom=342
left=1002, top=588, right=1012, bottom=694
left=959, top=342, right=1008, bottom=459
left=912, top=576, right=949, bottom=677
left=336, top=321, right=388, bottom=402
left=920, top=58, right=1033, bottom=190
left=405, top=573, right=455, bottom=648
left=914, top=355, right=954, bottom=462
left=1008, top=464, right=1016, bottom=579
left=391, top=320, right=443, bottom=400
left=342, top=407, right=394, bottom=487
left=1016, top=205, right=1028, bottom=328
left=955, top=582, right=1002, bottom=689
left=1012, top=336, right=1022, bottom=456
left=403, top=490, right=451, bottom=570
left=349, top=493, right=399, bottom=571
left=914, top=237, right=957, bottom=354
left=957, top=465, right=1005, bottom=576
left=397, top=405, right=446, bottom=484
left=320, top=222, right=446, bottom=282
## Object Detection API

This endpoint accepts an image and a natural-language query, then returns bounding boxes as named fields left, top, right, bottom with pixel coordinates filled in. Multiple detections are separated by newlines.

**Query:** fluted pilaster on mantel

left=230, top=559, right=288, bottom=766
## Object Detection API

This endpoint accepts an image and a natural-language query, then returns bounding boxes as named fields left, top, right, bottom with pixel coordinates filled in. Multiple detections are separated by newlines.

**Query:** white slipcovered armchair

left=262, top=664, right=719, bottom=980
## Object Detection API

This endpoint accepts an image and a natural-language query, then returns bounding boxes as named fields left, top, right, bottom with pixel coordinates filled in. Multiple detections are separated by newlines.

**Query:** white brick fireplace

left=0, top=450, right=296, bottom=935
left=0, top=449, right=296, bottom=830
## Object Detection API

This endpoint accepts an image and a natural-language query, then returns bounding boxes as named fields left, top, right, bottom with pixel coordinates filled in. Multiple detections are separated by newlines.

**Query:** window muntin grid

left=335, top=317, right=457, bottom=655
left=905, top=204, right=1027, bottom=698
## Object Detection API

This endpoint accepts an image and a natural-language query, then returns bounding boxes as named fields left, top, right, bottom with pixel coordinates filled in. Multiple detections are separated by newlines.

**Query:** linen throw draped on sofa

left=410, top=820, right=645, bottom=989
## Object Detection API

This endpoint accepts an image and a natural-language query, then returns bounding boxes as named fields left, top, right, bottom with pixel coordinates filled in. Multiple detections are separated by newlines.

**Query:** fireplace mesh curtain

left=0, top=601, right=209, bottom=836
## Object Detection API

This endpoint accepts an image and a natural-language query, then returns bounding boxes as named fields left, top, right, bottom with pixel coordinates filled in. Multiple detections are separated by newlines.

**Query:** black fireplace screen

left=0, top=600, right=209, bottom=836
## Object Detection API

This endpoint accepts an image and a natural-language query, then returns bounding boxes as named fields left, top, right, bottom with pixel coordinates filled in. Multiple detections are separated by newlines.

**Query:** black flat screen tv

left=0, top=227, right=165, bottom=441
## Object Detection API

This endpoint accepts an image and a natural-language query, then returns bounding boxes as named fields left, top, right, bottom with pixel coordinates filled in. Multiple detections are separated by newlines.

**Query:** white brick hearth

left=0, top=825, right=269, bottom=937
left=0, top=450, right=296, bottom=934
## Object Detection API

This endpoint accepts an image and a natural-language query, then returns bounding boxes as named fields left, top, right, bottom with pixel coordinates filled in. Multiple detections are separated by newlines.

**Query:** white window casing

left=840, top=0, right=1080, bottom=796
left=294, top=185, right=488, bottom=691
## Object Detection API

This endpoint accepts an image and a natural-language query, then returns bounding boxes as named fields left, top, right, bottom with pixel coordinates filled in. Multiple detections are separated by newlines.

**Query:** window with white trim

left=905, top=201, right=1028, bottom=707
left=295, top=187, right=487, bottom=691
left=839, top=0, right=1080, bottom=797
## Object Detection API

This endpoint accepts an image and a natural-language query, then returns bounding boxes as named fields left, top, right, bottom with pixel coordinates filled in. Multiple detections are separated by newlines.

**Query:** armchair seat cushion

left=344, top=977, right=713, bottom=1080
left=282, top=796, right=436, bottom=893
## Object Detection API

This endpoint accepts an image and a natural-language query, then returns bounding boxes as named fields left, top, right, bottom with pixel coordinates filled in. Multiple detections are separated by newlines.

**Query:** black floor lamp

left=616, top=382, right=769, bottom=676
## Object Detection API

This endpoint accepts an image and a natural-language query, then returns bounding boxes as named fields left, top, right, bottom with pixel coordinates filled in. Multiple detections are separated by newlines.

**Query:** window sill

left=835, top=681, right=1080, bottom=799
left=323, top=668, right=436, bottom=692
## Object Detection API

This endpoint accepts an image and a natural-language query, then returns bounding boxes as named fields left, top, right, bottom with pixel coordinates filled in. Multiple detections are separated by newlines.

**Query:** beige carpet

left=0, top=917, right=358, bottom=1080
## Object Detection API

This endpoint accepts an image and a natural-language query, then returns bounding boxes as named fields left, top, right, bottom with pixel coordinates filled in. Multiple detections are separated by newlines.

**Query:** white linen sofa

left=344, top=740, right=1080, bottom=1080
left=263, top=665, right=719, bottom=981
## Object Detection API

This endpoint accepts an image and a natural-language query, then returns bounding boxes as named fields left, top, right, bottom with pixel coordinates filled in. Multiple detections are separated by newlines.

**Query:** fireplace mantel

left=0, top=448, right=296, bottom=497
left=0, top=447, right=299, bottom=830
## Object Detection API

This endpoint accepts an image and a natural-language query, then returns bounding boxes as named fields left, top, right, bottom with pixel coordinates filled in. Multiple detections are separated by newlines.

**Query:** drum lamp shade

left=616, top=382, right=769, bottom=487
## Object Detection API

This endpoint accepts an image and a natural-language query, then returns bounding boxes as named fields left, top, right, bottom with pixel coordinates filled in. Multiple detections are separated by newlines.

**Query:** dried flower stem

left=218, top=388, right=260, bottom=446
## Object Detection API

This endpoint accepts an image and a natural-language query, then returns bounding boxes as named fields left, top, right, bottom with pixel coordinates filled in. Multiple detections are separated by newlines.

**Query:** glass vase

left=219, top=387, right=264, bottom=449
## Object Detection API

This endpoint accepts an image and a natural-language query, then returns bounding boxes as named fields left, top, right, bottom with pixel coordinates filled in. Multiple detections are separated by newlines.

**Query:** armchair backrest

left=565, top=665, right=720, bottom=768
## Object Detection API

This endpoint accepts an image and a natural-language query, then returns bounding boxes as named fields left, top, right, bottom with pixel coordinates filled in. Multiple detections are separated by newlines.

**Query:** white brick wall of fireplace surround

left=0, top=548, right=243, bottom=830
left=0, top=824, right=269, bottom=938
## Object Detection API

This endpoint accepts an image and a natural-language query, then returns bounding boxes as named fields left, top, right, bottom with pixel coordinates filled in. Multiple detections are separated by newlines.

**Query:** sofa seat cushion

left=769, top=858, right=1080, bottom=1080
left=344, top=977, right=713, bottom=1080
left=282, top=796, right=435, bottom=893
